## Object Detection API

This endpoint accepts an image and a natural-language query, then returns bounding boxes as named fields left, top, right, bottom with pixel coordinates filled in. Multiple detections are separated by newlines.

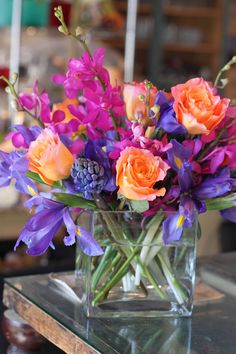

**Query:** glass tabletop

left=4, top=272, right=236, bottom=354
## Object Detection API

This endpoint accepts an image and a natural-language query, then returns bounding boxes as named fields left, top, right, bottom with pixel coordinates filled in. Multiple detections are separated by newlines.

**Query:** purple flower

left=221, top=206, right=236, bottom=223
left=167, top=139, right=192, bottom=192
left=59, top=48, right=110, bottom=98
left=163, top=195, right=195, bottom=244
left=71, top=158, right=106, bottom=199
left=6, top=125, right=41, bottom=148
left=193, top=172, right=236, bottom=200
left=85, top=140, right=116, bottom=192
left=69, top=139, right=116, bottom=199
left=154, top=92, right=186, bottom=135
left=201, top=143, right=236, bottom=173
left=15, top=197, right=103, bottom=256
left=163, top=212, right=187, bottom=244
left=0, top=150, right=37, bottom=195
left=66, top=83, right=124, bottom=138
left=19, top=81, right=51, bottom=123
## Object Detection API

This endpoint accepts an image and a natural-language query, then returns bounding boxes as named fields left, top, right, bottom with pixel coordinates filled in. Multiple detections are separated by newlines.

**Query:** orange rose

left=116, top=147, right=169, bottom=201
left=123, top=81, right=158, bottom=121
left=171, top=78, right=230, bottom=135
left=27, top=128, right=74, bottom=185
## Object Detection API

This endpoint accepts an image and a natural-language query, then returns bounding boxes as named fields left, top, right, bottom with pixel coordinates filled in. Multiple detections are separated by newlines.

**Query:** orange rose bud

left=123, top=81, right=158, bottom=121
left=172, top=78, right=230, bottom=135
left=27, top=128, right=74, bottom=185
left=116, top=147, right=169, bottom=201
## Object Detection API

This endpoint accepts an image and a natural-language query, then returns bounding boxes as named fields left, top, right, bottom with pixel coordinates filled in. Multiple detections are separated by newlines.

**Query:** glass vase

left=75, top=211, right=198, bottom=318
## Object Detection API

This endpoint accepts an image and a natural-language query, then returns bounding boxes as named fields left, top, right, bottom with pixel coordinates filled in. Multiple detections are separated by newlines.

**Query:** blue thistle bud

left=71, top=158, right=106, bottom=199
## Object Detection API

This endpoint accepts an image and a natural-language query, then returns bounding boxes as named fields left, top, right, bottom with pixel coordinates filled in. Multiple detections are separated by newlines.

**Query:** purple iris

left=167, top=139, right=193, bottom=192
left=154, top=92, right=186, bottom=135
left=193, top=168, right=236, bottom=200
left=163, top=195, right=195, bottom=244
left=221, top=206, right=236, bottom=223
left=0, top=150, right=37, bottom=195
left=15, top=197, right=103, bottom=257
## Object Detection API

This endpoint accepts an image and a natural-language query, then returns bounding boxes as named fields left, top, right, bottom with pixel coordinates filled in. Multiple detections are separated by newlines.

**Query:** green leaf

left=26, top=171, right=62, bottom=189
left=26, top=171, right=47, bottom=185
left=206, top=193, right=236, bottom=211
left=130, top=200, right=149, bottom=213
left=54, top=192, right=98, bottom=210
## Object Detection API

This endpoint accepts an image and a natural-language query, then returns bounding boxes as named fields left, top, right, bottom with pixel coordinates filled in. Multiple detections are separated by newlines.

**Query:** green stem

left=92, top=248, right=139, bottom=305
left=173, top=245, right=187, bottom=269
left=0, top=75, right=44, bottom=127
left=158, top=253, right=188, bottom=305
left=92, top=250, right=120, bottom=291
left=214, top=55, right=236, bottom=88
left=92, top=196, right=148, bottom=298
left=145, top=81, right=151, bottom=119
left=142, top=263, right=166, bottom=300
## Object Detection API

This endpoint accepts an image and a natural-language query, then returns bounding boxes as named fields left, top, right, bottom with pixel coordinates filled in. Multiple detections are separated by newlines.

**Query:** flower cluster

left=0, top=9, right=236, bottom=257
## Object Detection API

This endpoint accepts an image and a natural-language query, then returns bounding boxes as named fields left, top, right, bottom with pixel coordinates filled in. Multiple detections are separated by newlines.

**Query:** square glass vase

left=75, top=211, right=198, bottom=318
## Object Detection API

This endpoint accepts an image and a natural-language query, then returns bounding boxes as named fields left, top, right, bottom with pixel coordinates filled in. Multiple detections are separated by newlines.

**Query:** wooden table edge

left=3, top=283, right=100, bottom=354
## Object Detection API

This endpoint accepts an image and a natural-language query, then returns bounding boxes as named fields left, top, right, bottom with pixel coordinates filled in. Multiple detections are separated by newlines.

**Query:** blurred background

left=0, top=0, right=235, bottom=287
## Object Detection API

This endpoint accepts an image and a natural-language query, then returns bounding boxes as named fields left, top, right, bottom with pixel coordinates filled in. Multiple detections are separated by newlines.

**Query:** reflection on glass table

left=3, top=272, right=236, bottom=354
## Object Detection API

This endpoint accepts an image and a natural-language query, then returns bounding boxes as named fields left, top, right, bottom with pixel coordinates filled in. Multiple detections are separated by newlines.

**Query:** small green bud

left=5, top=86, right=11, bottom=94
left=11, top=72, right=18, bottom=84
left=144, top=80, right=152, bottom=88
left=58, top=25, right=69, bottom=35
left=75, top=26, right=85, bottom=37
left=54, top=6, right=62, bottom=18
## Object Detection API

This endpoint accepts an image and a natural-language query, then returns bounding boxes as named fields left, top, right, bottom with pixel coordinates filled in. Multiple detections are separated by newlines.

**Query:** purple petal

left=178, top=162, right=192, bottom=192
left=155, top=92, right=186, bottom=135
left=77, top=225, right=104, bottom=256
left=160, top=109, right=186, bottom=134
left=26, top=220, right=62, bottom=256
left=52, top=110, right=66, bottom=123
left=193, top=177, right=233, bottom=199
left=12, top=132, right=27, bottom=148
left=167, top=139, right=191, bottom=172
left=51, top=74, right=66, bottom=85
left=221, top=207, right=236, bottom=223
left=63, top=208, right=77, bottom=246
left=13, top=125, right=41, bottom=147
left=210, top=150, right=225, bottom=173
left=179, top=195, right=195, bottom=228
left=163, top=213, right=184, bottom=245
left=15, top=209, right=63, bottom=256
left=19, top=93, right=37, bottom=110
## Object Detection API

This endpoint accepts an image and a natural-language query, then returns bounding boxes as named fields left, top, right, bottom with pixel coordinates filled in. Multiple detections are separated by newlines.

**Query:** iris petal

left=163, top=213, right=184, bottom=245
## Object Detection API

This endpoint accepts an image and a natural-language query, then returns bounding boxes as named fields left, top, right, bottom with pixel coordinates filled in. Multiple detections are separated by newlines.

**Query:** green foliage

left=214, top=56, right=236, bottom=89
left=206, top=193, right=236, bottom=210
left=54, top=192, right=98, bottom=210
left=26, top=171, right=47, bottom=185
left=130, top=200, right=149, bottom=213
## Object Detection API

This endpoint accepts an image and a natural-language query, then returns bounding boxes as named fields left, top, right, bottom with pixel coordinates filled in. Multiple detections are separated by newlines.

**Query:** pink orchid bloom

left=19, top=81, right=50, bottom=123
left=201, top=143, right=236, bottom=173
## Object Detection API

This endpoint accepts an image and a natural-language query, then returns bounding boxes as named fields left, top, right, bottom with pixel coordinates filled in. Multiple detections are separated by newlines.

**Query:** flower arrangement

left=0, top=7, right=236, bottom=316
